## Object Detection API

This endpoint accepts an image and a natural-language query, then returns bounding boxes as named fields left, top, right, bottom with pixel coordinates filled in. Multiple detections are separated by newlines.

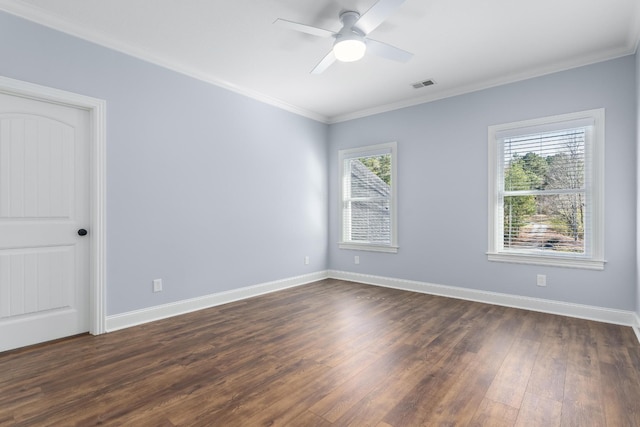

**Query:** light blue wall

left=329, top=56, right=637, bottom=311
left=1, top=11, right=637, bottom=315
left=0, top=12, right=329, bottom=315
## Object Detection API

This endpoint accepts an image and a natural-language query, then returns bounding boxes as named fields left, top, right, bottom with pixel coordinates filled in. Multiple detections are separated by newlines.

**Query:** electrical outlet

left=354, top=256, right=360, bottom=265
left=153, top=279, right=163, bottom=292
left=536, top=274, right=546, bottom=287
left=304, top=256, right=309, bottom=265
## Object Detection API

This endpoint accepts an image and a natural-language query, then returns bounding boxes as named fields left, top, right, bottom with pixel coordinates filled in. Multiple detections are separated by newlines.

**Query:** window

left=488, top=109, right=604, bottom=269
left=339, top=142, right=398, bottom=253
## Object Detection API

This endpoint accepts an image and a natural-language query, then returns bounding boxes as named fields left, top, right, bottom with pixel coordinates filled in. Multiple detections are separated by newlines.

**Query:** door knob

left=77, top=229, right=88, bottom=236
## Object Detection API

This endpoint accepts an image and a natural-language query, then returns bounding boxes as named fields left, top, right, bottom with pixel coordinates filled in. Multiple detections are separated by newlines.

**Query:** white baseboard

left=105, top=268, right=640, bottom=345
left=328, top=270, right=638, bottom=328
left=106, top=270, right=329, bottom=332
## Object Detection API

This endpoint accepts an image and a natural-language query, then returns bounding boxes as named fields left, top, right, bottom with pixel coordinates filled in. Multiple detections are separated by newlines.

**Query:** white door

left=0, top=92, right=90, bottom=352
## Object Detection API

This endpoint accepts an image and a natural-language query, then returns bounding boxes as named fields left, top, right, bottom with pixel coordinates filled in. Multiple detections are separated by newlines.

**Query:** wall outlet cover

left=536, top=274, right=546, bottom=287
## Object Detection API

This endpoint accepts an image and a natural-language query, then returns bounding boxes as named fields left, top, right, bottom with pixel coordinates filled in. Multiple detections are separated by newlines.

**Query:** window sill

left=487, top=252, right=605, bottom=270
left=339, top=242, right=398, bottom=253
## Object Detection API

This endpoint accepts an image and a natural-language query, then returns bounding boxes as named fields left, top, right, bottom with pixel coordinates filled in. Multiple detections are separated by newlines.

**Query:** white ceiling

left=1, top=0, right=639, bottom=123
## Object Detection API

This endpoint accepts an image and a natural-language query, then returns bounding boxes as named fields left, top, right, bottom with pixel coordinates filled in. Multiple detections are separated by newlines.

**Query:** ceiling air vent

left=412, top=79, right=435, bottom=89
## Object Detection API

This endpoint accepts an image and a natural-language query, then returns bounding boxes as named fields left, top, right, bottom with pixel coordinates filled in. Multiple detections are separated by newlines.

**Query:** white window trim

left=487, top=109, right=605, bottom=270
left=338, top=141, right=398, bottom=253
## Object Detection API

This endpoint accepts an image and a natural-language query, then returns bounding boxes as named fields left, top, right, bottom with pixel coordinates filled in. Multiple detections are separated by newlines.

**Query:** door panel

left=0, top=116, right=74, bottom=219
left=0, top=93, right=89, bottom=352
left=0, top=246, right=74, bottom=317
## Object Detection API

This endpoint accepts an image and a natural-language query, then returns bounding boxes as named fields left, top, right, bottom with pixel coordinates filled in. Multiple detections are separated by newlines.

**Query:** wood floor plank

left=484, top=337, right=540, bottom=408
left=204, top=358, right=330, bottom=425
left=561, top=318, right=606, bottom=427
left=468, top=398, right=519, bottom=427
left=518, top=310, right=554, bottom=342
left=561, top=372, right=606, bottom=427
left=0, top=279, right=639, bottom=426
left=599, top=360, right=640, bottom=426
left=420, top=309, right=522, bottom=426
left=327, top=348, right=428, bottom=425
left=239, top=349, right=380, bottom=426
left=288, top=410, right=332, bottom=427
left=327, top=298, right=501, bottom=427
left=309, top=344, right=418, bottom=423
left=514, top=392, right=562, bottom=427
left=525, top=330, right=568, bottom=403
left=381, top=345, right=477, bottom=426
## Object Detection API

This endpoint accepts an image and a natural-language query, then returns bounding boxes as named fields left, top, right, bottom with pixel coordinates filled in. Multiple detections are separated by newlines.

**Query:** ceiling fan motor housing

left=339, top=11, right=361, bottom=29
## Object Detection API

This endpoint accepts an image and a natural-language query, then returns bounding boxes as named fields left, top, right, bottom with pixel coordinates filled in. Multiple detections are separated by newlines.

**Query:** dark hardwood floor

left=1, top=279, right=640, bottom=426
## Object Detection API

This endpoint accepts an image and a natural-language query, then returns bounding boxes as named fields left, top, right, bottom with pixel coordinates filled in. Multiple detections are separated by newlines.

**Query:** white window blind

left=501, top=127, right=589, bottom=254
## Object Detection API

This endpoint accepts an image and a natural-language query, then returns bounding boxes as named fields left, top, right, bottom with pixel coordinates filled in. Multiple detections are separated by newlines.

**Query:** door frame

left=0, top=75, right=107, bottom=335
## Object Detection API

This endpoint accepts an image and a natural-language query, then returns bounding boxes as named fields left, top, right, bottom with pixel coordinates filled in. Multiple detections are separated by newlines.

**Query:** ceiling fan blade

left=311, top=50, right=337, bottom=74
left=355, top=0, right=407, bottom=35
left=273, top=18, right=335, bottom=38
left=366, top=38, right=413, bottom=62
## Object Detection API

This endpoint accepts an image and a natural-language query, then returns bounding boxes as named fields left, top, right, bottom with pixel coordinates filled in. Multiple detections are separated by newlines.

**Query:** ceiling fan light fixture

left=275, top=4, right=413, bottom=73
left=333, top=37, right=366, bottom=62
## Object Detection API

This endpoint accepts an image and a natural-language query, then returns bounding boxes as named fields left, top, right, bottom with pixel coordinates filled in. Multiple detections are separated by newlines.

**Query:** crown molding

left=0, top=0, right=330, bottom=124
left=328, top=46, right=636, bottom=124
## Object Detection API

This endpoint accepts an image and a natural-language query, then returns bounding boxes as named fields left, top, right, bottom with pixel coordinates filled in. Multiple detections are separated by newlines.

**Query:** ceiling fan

left=274, top=0, right=413, bottom=74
